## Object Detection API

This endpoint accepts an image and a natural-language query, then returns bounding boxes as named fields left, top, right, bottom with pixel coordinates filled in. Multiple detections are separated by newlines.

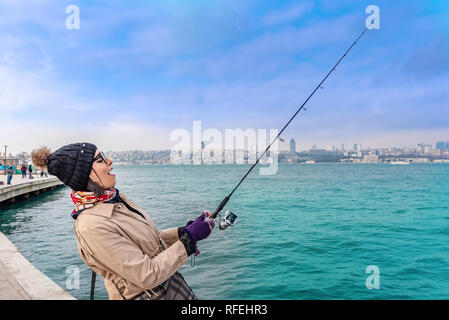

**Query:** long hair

left=86, top=178, right=106, bottom=197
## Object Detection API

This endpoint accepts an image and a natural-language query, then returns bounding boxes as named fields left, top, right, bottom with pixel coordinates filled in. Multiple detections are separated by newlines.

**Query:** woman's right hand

left=181, top=211, right=215, bottom=243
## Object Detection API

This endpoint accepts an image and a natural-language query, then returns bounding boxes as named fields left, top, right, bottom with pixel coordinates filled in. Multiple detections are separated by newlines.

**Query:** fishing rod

left=212, top=28, right=368, bottom=229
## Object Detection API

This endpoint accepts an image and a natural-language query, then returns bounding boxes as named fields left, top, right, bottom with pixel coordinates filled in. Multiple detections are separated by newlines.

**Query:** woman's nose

left=107, top=158, right=113, bottom=166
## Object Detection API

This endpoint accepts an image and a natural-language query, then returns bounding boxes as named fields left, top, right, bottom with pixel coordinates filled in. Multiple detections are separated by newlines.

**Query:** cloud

left=0, top=0, right=61, bottom=33
left=130, top=27, right=175, bottom=55
left=400, top=36, right=449, bottom=78
left=162, top=13, right=361, bottom=81
left=262, top=1, right=314, bottom=26
left=4, top=118, right=172, bottom=154
left=0, top=60, right=104, bottom=114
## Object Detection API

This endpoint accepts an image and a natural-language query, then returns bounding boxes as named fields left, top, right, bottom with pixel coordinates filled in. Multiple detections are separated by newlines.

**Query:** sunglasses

left=93, top=151, right=108, bottom=163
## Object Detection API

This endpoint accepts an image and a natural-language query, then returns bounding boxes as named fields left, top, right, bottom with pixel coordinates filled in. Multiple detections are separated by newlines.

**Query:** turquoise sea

left=1, top=163, right=448, bottom=300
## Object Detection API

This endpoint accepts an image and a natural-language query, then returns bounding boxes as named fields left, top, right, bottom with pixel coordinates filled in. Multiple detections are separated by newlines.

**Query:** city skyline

left=1, top=139, right=446, bottom=157
left=2, top=139, right=448, bottom=168
left=3, top=125, right=448, bottom=154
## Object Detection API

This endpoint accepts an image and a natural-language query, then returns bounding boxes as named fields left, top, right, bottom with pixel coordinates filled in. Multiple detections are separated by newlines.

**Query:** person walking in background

left=28, top=164, right=33, bottom=179
left=7, top=166, right=14, bottom=185
left=21, top=164, right=27, bottom=179
left=40, top=168, right=48, bottom=178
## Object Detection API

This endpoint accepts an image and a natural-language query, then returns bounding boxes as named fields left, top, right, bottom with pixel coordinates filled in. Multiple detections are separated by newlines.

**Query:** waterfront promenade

left=0, top=174, right=63, bottom=204
left=0, top=231, right=75, bottom=299
left=0, top=174, right=75, bottom=299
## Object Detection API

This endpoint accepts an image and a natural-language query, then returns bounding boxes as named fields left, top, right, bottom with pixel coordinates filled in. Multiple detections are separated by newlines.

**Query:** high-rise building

left=341, top=144, right=345, bottom=152
left=436, top=141, right=449, bottom=150
left=290, top=139, right=296, bottom=155
left=354, top=144, right=361, bottom=152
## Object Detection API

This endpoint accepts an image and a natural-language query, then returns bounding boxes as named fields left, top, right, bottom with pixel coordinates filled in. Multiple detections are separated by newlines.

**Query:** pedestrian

left=40, top=168, right=48, bottom=178
left=31, top=143, right=215, bottom=300
left=21, top=164, right=27, bottom=179
left=28, top=164, right=33, bottom=179
left=7, top=166, right=14, bottom=185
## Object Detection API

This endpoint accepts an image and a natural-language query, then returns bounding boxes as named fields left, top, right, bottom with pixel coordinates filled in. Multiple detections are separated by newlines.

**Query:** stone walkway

left=0, top=173, right=49, bottom=188
left=0, top=258, right=31, bottom=299
left=0, top=232, right=75, bottom=300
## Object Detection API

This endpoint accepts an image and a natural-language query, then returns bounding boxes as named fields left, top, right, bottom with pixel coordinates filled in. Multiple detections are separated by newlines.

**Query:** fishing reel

left=218, top=210, right=239, bottom=230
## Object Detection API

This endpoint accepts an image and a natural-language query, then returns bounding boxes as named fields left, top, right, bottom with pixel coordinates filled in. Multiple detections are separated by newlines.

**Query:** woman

left=32, top=143, right=215, bottom=300
left=28, top=164, right=33, bottom=179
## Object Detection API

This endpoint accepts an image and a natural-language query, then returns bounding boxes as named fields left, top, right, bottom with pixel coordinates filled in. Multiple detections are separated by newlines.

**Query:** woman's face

left=89, top=150, right=116, bottom=189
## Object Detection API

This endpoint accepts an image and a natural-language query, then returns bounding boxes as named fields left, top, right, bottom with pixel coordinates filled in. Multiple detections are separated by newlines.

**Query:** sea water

left=1, top=163, right=448, bottom=300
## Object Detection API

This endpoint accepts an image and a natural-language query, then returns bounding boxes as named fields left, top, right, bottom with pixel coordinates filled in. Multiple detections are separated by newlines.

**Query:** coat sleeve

left=158, top=227, right=180, bottom=248
left=78, top=222, right=189, bottom=291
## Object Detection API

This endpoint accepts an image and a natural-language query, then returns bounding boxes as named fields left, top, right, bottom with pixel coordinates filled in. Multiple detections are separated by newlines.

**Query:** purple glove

left=180, top=211, right=215, bottom=244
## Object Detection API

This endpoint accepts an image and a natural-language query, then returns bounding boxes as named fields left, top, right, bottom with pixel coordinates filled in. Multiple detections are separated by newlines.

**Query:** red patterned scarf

left=70, top=188, right=118, bottom=219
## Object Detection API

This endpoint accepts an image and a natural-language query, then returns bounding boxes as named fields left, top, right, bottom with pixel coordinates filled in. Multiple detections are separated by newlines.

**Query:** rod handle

left=211, top=196, right=230, bottom=219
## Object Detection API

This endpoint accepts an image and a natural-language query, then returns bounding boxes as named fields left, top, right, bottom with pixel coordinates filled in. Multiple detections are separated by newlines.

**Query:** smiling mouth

left=108, top=168, right=115, bottom=177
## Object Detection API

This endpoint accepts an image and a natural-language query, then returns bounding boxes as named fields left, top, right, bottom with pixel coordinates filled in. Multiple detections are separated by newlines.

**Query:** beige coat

left=73, top=193, right=189, bottom=300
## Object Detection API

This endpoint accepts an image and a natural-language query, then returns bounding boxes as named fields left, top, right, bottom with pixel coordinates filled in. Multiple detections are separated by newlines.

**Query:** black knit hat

left=47, top=142, right=97, bottom=191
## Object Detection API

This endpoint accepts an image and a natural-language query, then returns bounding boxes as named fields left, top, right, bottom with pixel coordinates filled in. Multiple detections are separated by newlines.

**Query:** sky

left=1, top=0, right=448, bottom=154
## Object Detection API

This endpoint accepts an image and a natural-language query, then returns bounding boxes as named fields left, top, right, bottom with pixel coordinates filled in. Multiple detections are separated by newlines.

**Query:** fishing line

left=212, top=28, right=368, bottom=226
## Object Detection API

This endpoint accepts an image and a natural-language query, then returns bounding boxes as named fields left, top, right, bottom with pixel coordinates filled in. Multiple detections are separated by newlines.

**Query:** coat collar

left=118, top=193, right=142, bottom=213
left=83, top=202, right=115, bottom=219
left=81, top=193, right=151, bottom=224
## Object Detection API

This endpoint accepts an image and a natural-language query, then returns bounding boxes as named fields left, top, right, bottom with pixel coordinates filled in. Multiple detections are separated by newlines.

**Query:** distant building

left=341, top=144, right=345, bottom=152
left=433, top=159, right=449, bottom=163
left=361, top=154, right=379, bottom=163
left=248, top=145, right=257, bottom=163
left=436, top=141, right=449, bottom=150
left=417, top=143, right=425, bottom=153
left=407, top=158, right=430, bottom=163
left=290, top=139, right=296, bottom=155
left=0, top=156, right=20, bottom=168
left=353, top=144, right=361, bottom=152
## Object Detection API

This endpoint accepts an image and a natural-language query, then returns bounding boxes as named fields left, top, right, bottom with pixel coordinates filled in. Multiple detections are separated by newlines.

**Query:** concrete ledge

left=0, top=232, right=76, bottom=300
